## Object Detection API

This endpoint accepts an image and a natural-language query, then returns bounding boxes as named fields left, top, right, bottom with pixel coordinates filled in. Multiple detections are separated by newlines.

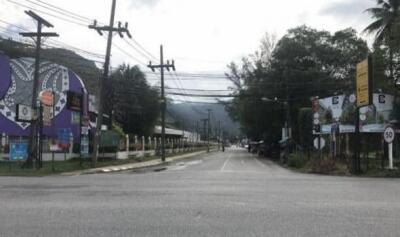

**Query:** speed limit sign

left=384, top=126, right=395, bottom=143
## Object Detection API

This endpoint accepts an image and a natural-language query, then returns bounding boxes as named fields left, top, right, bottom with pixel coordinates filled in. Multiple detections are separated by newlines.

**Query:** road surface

left=0, top=148, right=399, bottom=237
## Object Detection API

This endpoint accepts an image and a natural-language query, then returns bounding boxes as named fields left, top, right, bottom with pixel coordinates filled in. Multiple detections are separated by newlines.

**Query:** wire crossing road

left=0, top=148, right=400, bottom=237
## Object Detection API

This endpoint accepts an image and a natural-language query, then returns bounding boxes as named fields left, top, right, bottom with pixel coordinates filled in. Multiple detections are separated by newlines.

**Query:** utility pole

left=89, top=0, right=131, bottom=167
left=218, top=120, right=221, bottom=151
left=20, top=10, right=58, bottom=168
left=196, top=120, right=199, bottom=142
left=148, top=45, right=175, bottom=162
left=201, top=119, right=207, bottom=146
left=207, top=109, right=211, bottom=153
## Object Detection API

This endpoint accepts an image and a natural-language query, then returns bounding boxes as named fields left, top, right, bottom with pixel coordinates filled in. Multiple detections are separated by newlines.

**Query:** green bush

left=288, top=153, right=308, bottom=168
left=312, top=159, right=336, bottom=174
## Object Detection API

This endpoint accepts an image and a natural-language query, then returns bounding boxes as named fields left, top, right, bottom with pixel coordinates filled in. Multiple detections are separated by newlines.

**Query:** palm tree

left=364, top=0, right=400, bottom=80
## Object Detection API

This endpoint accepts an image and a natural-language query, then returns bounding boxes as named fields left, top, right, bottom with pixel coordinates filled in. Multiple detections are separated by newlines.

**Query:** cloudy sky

left=0, top=0, right=377, bottom=99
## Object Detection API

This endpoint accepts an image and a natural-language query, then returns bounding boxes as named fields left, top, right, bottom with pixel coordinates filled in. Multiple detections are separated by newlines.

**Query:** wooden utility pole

left=218, top=120, right=221, bottom=151
left=89, top=0, right=131, bottom=167
left=148, top=46, right=175, bottom=162
left=207, top=109, right=211, bottom=153
left=20, top=10, right=58, bottom=168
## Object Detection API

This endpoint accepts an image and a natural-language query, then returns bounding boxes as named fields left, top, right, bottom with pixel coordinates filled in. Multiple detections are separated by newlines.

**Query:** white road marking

left=220, top=153, right=232, bottom=172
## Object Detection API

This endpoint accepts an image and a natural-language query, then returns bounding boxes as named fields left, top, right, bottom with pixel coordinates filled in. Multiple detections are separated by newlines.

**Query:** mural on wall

left=312, top=93, right=395, bottom=134
left=0, top=53, right=90, bottom=138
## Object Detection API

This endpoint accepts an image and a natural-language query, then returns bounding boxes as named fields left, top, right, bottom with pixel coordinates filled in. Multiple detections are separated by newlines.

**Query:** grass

left=0, top=158, right=137, bottom=176
left=0, top=148, right=210, bottom=176
left=279, top=152, right=400, bottom=177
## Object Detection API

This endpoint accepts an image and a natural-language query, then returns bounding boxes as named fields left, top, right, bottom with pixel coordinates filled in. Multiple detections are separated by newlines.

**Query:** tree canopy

left=111, top=64, right=160, bottom=136
left=225, top=26, right=368, bottom=145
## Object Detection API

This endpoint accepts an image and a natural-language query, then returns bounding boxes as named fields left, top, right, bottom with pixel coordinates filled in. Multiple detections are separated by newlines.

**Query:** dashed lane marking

left=220, top=153, right=232, bottom=172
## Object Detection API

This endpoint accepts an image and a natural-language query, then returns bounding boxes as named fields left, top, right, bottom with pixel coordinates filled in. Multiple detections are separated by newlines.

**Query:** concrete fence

left=0, top=133, right=213, bottom=161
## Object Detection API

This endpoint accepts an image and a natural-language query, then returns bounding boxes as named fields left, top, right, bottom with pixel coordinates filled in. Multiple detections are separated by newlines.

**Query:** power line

left=7, top=0, right=88, bottom=27
left=36, top=0, right=94, bottom=22
left=23, top=0, right=91, bottom=24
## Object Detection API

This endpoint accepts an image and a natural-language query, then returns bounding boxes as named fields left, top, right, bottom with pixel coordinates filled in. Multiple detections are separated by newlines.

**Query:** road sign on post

left=384, top=126, right=395, bottom=144
left=314, top=137, right=325, bottom=150
left=384, top=126, right=395, bottom=170
left=353, top=56, right=373, bottom=173
left=356, top=57, right=372, bottom=107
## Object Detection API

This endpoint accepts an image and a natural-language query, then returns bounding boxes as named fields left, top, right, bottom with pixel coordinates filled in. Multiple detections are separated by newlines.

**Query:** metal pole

left=388, top=142, right=393, bottom=169
left=218, top=120, right=221, bottom=151
left=353, top=107, right=361, bottom=173
left=207, top=109, right=211, bottom=153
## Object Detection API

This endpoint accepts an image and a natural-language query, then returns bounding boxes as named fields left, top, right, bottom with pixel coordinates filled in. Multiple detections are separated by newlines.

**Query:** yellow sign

left=356, top=58, right=370, bottom=107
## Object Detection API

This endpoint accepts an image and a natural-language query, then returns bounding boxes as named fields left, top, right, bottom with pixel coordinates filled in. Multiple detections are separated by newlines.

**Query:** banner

left=312, top=93, right=394, bottom=134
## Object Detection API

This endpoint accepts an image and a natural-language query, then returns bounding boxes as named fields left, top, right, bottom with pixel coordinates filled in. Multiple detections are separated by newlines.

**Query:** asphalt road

left=1, top=148, right=400, bottom=237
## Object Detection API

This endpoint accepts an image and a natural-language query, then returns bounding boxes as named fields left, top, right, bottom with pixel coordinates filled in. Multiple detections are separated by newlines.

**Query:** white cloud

left=0, top=0, right=378, bottom=91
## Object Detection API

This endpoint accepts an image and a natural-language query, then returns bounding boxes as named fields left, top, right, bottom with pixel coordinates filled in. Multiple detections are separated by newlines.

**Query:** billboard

left=312, top=93, right=394, bottom=134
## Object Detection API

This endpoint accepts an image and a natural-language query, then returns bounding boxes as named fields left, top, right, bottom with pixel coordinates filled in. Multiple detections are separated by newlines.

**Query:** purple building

left=0, top=52, right=90, bottom=140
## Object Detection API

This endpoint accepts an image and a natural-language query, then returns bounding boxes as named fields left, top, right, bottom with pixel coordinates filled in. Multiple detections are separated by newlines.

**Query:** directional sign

left=356, top=57, right=372, bottom=107
left=384, top=126, right=395, bottom=144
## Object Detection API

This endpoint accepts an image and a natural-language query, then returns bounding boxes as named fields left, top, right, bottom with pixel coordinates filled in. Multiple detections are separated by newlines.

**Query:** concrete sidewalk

left=61, top=150, right=212, bottom=176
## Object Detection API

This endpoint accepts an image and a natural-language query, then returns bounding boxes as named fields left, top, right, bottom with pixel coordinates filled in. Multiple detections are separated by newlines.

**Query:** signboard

left=42, top=105, right=52, bottom=126
left=71, top=111, right=80, bottom=124
left=39, top=90, right=54, bottom=106
left=312, top=93, right=394, bottom=134
left=100, top=131, right=120, bottom=147
left=9, top=142, right=28, bottom=161
left=16, top=104, right=33, bottom=122
left=66, top=91, right=83, bottom=111
left=313, top=137, right=325, bottom=150
left=57, top=128, right=71, bottom=149
left=81, top=116, right=90, bottom=126
left=356, top=57, right=372, bottom=107
left=88, top=94, right=97, bottom=113
left=80, top=135, right=89, bottom=157
left=384, top=126, right=395, bottom=144
left=81, top=126, right=89, bottom=135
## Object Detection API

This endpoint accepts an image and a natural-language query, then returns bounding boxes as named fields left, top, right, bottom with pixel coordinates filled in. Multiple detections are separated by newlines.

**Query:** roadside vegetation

left=228, top=0, right=400, bottom=176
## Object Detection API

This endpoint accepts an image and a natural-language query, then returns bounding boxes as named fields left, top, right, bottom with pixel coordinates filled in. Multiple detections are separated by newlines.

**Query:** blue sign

left=80, top=135, right=89, bottom=157
left=9, top=142, right=28, bottom=161
left=58, top=128, right=71, bottom=147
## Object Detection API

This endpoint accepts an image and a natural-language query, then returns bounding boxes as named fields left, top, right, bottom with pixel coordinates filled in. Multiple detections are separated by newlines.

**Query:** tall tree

left=225, top=26, right=368, bottom=145
left=111, top=64, right=160, bottom=136
left=364, top=0, right=400, bottom=80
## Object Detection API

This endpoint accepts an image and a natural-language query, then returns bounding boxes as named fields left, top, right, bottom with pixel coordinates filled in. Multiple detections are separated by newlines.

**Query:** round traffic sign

left=384, top=126, right=395, bottom=143
left=39, top=90, right=54, bottom=106
left=349, top=94, right=356, bottom=103
left=360, top=114, right=367, bottom=121
left=313, top=137, right=325, bottom=150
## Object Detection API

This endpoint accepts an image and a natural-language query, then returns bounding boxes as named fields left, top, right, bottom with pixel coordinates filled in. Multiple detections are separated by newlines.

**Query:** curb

left=60, top=150, right=213, bottom=176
